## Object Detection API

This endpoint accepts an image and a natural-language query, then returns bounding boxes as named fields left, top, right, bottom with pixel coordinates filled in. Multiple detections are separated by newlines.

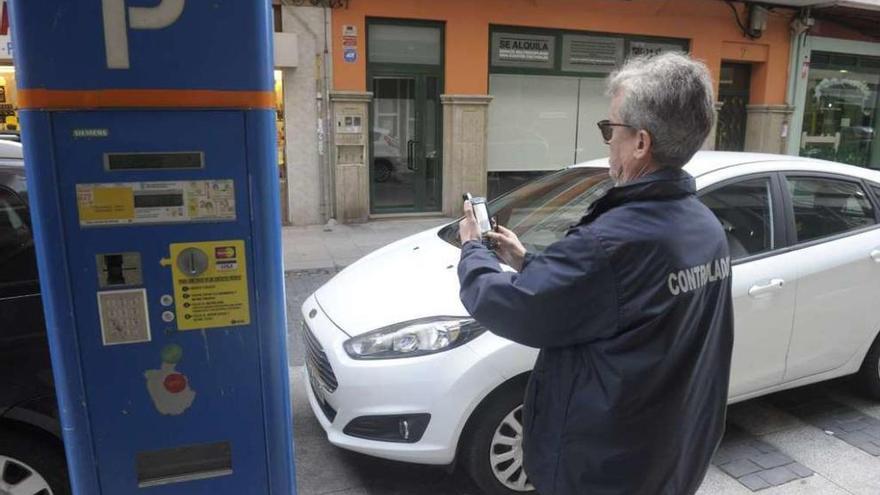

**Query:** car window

left=699, top=177, right=774, bottom=261
left=786, top=177, right=876, bottom=243
left=438, top=167, right=612, bottom=253
left=0, top=187, right=37, bottom=287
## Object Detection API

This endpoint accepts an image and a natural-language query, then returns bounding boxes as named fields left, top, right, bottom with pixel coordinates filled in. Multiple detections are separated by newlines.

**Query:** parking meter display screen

left=133, top=192, right=185, bottom=208
left=106, top=152, right=204, bottom=171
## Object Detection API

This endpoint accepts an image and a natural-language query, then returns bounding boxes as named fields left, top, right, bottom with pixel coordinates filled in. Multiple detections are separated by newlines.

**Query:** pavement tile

left=737, top=473, right=772, bottom=491
left=751, top=452, right=792, bottom=470
left=719, top=459, right=763, bottom=478
left=836, top=417, right=874, bottom=433
left=863, top=424, right=880, bottom=439
left=718, top=443, right=764, bottom=461
left=787, top=463, right=814, bottom=478
left=756, top=466, right=799, bottom=486
left=749, top=440, right=779, bottom=454
left=836, top=431, right=880, bottom=455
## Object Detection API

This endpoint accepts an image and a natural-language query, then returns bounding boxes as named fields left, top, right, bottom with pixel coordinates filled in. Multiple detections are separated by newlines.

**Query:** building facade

left=785, top=7, right=880, bottom=170
left=324, top=0, right=795, bottom=223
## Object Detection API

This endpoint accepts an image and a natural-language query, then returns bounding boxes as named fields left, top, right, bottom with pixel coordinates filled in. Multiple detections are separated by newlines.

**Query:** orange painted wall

left=332, top=0, right=792, bottom=105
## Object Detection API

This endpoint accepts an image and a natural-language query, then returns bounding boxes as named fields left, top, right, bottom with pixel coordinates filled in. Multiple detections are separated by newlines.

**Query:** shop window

left=799, top=52, right=880, bottom=169
left=486, top=26, right=687, bottom=187
left=786, top=177, right=875, bottom=243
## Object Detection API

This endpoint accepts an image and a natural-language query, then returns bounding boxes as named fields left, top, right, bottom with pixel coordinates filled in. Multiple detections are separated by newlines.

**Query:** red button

left=164, top=373, right=187, bottom=393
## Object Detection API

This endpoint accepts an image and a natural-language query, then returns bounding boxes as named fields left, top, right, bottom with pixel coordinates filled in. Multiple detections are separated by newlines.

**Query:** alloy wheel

left=489, top=405, right=534, bottom=492
left=0, top=455, right=53, bottom=495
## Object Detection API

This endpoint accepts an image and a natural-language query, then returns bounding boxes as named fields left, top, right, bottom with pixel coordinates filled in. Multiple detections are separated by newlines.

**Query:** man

left=458, top=52, right=733, bottom=495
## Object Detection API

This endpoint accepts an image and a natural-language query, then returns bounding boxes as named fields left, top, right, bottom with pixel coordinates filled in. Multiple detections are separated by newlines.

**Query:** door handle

left=748, top=278, right=785, bottom=297
left=871, top=249, right=880, bottom=263
left=406, top=140, right=420, bottom=171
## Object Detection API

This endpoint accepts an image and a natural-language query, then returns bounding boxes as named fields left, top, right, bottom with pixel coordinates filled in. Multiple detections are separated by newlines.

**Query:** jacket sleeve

left=457, top=227, right=619, bottom=348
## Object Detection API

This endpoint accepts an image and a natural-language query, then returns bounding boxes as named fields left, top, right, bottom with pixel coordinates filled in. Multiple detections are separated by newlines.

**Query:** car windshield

left=438, top=167, right=612, bottom=253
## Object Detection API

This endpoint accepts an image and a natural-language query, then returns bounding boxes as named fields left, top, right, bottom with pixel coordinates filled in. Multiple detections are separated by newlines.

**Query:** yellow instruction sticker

left=77, top=185, right=136, bottom=223
left=169, top=240, right=250, bottom=331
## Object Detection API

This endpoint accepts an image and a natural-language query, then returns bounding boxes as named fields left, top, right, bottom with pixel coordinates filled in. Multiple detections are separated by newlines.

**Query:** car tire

left=0, top=425, right=70, bottom=495
left=859, top=333, right=880, bottom=400
left=373, top=159, right=393, bottom=183
left=460, top=379, right=535, bottom=495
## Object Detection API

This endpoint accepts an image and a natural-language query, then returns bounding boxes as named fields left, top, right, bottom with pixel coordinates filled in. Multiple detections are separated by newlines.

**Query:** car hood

left=314, top=226, right=473, bottom=337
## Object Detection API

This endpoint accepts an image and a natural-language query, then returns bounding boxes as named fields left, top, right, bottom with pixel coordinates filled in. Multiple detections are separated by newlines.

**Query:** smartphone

left=463, top=193, right=496, bottom=248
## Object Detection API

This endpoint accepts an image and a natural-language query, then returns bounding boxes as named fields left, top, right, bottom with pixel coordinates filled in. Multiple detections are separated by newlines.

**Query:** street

left=285, top=269, right=880, bottom=495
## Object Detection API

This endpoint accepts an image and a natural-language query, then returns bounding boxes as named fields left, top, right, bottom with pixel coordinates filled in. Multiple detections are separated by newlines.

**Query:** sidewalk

left=282, top=216, right=457, bottom=271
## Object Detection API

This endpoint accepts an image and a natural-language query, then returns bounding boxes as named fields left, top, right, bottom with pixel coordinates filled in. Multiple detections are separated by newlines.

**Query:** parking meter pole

left=8, top=2, right=297, bottom=494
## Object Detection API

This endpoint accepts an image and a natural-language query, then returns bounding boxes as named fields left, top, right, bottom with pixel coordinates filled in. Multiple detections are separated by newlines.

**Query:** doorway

left=367, top=20, right=443, bottom=213
left=716, top=62, right=752, bottom=151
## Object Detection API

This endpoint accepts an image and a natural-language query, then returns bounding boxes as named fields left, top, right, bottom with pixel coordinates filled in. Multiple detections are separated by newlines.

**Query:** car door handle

left=748, top=278, right=785, bottom=297
left=871, top=249, right=880, bottom=263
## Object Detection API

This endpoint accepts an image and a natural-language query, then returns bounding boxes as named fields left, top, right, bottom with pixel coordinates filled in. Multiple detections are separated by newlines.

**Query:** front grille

left=301, top=321, right=338, bottom=392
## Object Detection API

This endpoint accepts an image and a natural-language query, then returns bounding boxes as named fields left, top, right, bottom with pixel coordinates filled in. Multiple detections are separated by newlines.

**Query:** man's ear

left=634, top=129, right=652, bottom=159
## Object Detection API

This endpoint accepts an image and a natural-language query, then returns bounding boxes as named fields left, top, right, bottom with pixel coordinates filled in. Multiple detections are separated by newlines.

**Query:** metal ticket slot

left=10, top=1, right=296, bottom=493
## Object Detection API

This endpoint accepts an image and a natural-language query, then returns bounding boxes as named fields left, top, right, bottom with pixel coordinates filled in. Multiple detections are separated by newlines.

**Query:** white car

left=301, top=151, right=880, bottom=494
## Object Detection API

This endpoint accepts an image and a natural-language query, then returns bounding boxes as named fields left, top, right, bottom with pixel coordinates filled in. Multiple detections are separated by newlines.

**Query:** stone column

left=441, top=95, right=493, bottom=218
left=744, top=105, right=795, bottom=155
left=703, top=101, right=725, bottom=151
left=330, top=91, right=372, bottom=223
left=281, top=5, right=323, bottom=226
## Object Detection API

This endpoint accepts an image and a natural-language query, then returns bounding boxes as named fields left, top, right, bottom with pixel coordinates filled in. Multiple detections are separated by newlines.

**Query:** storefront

left=0, top=0, right=18, bottom=136
left=330, top=0, right=793, bottom=222
left=786, top=15, right=880, bottom=169
left=485, top=27, right=688, bottom=197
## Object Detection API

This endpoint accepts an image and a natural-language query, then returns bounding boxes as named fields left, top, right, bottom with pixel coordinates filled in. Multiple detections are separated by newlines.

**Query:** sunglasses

left=597, top=119, right=637, bottom=144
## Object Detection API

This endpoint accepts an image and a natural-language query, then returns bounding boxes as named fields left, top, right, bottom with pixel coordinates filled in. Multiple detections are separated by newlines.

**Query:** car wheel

left=373, top=159, right=393, bottom=183
left=859, top=333, right=880, bottom=400
left=0, top=426, right=70, bottom=495
left=461, top=383, right=535, bottom=495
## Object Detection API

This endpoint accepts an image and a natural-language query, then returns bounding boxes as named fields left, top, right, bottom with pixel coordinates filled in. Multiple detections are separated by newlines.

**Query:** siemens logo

left=668, top=257, right=731, bottom=296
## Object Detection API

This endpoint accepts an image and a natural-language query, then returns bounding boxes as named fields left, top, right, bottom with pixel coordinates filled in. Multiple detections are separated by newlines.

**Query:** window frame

left=697, top=172, right=788, bottom=265
left=778, top=171, right=880, bottom=250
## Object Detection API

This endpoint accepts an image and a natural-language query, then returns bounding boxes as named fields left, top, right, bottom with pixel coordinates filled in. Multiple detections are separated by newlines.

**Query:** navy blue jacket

left=459, top=168, right=734, bottom=495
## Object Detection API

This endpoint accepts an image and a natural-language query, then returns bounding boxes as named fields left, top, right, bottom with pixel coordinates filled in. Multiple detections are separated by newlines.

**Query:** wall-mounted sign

left=628, top=41, right=683, bottom=58
left=342, top=24, right=358, bottom=64
left=491, top=32, right=555, bottom=70
left=562, top=35, right=623, bottom=73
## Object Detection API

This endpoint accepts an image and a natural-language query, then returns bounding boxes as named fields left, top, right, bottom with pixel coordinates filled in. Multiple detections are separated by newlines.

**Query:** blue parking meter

left=8, top=1, right=296, bottom=493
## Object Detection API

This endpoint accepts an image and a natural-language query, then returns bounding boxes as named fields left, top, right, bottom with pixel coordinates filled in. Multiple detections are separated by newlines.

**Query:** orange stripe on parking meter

left=18, top=89, right=276, bottom=110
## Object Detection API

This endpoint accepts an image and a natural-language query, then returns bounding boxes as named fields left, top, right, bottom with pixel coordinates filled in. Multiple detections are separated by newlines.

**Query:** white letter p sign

left=102, top=0, right=185, bottom=69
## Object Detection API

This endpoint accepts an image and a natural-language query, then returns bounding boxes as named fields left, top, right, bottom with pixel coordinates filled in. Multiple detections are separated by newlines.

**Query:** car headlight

left=343, top=317, right=487, bottom=360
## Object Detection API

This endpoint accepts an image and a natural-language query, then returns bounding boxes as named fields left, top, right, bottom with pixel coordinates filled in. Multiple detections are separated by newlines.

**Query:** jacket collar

left=578, top=167, right=696, bottom=225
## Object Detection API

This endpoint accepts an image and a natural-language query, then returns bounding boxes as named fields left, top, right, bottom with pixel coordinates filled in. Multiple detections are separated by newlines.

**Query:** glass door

left=367, top=20, right=443, bottom=214
left=369, top=73, right=442, bottom=212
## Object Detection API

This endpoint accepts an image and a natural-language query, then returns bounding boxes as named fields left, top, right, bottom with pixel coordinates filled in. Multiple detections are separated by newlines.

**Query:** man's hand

left=486, top=225, right=527, bottom=271
left=459, top=200, right=482, bottom=245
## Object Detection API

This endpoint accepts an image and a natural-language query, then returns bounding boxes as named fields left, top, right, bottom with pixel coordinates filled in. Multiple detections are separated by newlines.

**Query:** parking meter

left=9, top=1, right=296, bottom=493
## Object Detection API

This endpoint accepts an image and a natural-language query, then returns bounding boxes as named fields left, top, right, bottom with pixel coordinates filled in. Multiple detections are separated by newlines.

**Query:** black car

left=0, top=140, right=70, bottom=494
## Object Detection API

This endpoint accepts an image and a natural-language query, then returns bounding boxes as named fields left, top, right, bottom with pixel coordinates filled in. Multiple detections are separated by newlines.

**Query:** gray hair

left=606, top=52, right=715, bottom=168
